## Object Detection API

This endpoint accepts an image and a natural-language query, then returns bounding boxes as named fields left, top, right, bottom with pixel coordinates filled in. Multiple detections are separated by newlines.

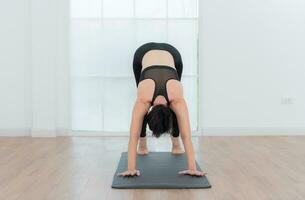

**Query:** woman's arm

left=128, top=99, right=150, bottom=169
left=118, top=98, right=150, bottom=176
left=170, top=97, right=206, bottom=176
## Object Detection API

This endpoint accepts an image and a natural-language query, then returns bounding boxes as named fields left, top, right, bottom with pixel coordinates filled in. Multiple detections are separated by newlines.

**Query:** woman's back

left=141, top=50, right=175, bottom=70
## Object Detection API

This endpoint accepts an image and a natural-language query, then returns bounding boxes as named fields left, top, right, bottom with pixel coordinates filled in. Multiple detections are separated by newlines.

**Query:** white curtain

left=29, top=0, right=71, bottom=137
left=70, top=0, right=199, bottom=134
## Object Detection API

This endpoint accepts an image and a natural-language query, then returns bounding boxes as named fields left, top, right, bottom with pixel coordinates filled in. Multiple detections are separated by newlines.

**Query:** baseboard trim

left=31, top=130, right=57, bottom=137
left=31, top=128, right=72, bottom=137
left=1, top=128, right=305, bottom=137
left=0, top=129, right=31, bottom=137
left=0, top=128, right=71, bottom=137
left=201, top=127, right=305, bottom=136
left=71, top=130, right=202, bottom=137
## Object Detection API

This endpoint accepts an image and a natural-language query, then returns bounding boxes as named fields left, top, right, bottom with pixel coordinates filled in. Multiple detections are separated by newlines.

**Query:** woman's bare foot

left=137, top=137, right=149, bottom=155
left=171, top=136, right=184, bottom=154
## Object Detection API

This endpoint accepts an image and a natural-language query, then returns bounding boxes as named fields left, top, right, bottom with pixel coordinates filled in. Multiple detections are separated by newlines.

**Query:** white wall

left=199, top=0, right=305, bottom=135
left=70, top=0, right=199, bottom=133
left=31, top=0, right=70, bottom=137
left=1, top=0, right=305, bottom=136
left=0, top=0, right=31, bottom=135
left=0, top=0, right=70, bottom=137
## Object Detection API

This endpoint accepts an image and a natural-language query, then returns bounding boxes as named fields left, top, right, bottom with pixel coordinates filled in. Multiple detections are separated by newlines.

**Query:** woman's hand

left=117, top=169, right=140, bottom=177
left=178, top=169, right=207, bottom=177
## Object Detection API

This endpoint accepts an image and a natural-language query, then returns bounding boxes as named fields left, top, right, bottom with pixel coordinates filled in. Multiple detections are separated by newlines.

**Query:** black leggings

left=132, top=42, right=183, bottom=138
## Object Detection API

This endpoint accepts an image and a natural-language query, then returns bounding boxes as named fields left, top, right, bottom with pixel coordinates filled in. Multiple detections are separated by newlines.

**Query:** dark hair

left=147, top=105, right=175, bottom=138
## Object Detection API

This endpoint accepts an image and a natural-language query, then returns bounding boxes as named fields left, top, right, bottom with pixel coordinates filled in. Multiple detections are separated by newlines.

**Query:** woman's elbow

left=171, top=97, right=185, bottom=106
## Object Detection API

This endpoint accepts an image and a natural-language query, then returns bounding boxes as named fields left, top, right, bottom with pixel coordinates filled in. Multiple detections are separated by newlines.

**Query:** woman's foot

left=171, top=136, right=184, bottom=154
left=137, top=137, right=149, bottom=155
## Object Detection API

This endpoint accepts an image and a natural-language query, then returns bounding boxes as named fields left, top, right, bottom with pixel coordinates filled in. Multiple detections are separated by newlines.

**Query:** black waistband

left=141, top=65, right=177, bottom=74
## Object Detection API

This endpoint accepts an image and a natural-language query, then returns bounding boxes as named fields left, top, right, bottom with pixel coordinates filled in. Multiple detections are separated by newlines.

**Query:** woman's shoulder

left=137, top=79, right=155, bottom=103
left=167, top=80, right=183, bottom=102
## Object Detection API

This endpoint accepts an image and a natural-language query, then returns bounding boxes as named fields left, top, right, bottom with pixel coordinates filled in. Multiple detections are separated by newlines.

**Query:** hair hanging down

left=146, top=105, right=177, bottom=138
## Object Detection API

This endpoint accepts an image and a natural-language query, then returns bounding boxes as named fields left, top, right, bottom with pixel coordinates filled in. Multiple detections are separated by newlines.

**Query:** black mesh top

left=139, top=65, right=179, bottom=104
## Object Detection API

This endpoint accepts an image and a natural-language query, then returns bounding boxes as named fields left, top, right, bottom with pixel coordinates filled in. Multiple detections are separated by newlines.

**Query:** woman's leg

left=140, top=114, right=148, bottom=138
left=137, top=115, right=149, bottom=155
left=160, top=43, right=183, bottom=80
left=133, top=45, right=149, bottom=138
left=133, top=42, right=155, bottom=86
left=138, top=137, right=148, bottom=155
left=170, top=110, right=184, bottom=154
left=171, top=136, right=184, bottom=154
left=171, top=112, right=179, bottom=137
left=133, top=52, right=142, bottom=86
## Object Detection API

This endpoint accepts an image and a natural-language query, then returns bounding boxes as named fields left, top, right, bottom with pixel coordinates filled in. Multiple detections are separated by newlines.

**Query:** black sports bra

left=139, top=65, right=179, bottom=104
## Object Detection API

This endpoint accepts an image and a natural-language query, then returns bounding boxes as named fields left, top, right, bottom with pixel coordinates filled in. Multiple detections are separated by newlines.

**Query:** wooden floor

left=0, top=136, right=305, bottom=200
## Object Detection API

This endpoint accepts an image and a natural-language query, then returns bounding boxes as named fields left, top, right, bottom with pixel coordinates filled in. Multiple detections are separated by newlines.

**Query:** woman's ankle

left=138, top=137, right=147, bottom=148
left=171, top=136, right=181, bottom=146
left=137, top=137, right=149, bottom=154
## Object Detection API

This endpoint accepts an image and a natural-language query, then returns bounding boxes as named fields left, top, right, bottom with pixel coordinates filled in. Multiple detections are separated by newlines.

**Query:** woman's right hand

left=117, top=169, right=140, bottom=177
left=178, top=169, right=207, bottom=176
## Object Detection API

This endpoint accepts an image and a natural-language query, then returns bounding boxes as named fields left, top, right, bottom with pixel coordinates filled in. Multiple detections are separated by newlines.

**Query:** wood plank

left=0, top=136, right=303, bottom=200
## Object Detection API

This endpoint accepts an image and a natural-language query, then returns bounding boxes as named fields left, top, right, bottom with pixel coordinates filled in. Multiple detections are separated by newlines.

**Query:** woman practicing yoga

left=118, top=42, right=206, bottom=177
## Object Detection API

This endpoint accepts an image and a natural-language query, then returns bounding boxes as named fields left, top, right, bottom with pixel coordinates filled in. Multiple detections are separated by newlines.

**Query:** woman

left=118, top=42, right=206, bottom=177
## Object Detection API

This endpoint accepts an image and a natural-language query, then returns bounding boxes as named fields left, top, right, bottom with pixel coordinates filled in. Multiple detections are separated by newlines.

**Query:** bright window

left=70, top=0, right=199, bottom=133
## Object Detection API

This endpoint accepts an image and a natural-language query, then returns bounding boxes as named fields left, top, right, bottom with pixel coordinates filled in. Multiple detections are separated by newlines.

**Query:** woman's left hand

left=178, top=169, right=207, bottom=176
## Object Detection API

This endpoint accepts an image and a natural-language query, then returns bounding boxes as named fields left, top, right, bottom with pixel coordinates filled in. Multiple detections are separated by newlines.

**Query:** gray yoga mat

left=112, top=152, right=211, bottom=189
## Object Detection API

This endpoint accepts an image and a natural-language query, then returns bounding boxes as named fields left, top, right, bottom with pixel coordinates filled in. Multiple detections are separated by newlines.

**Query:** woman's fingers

left=129, top=170, right=140, bottom=176
left=195, top=171, right=206, bottom=176
left=178, top=170, right=189, bottom=175
left=117, top=170, right=140, bottom=177
left=130, top=170, right=136, bottom=176
left=178, top=169, right=207, bottom=177
left=117, top=171, right=128, bottom=176
left=119, top=169, right=207, bottom=177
